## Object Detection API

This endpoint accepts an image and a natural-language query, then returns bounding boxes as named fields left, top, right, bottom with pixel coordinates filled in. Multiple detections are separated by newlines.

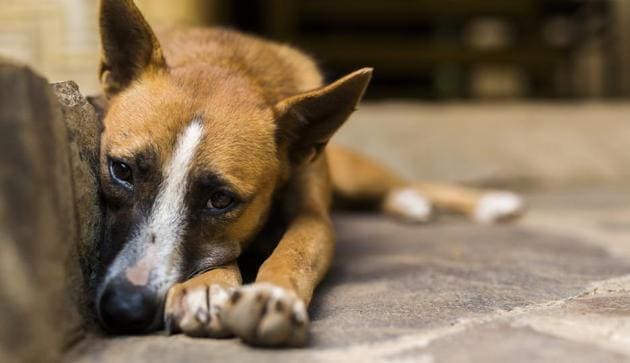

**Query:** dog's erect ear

left=276, top=68, right=372, bottom=164
left=99, top=0, right=166, bottom=98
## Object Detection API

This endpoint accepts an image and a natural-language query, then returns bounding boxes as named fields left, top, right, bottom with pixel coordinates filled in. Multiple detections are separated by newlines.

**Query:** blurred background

left=2, top=0, right=630, bottom=189
left=2, top=0, right=630, bottom=100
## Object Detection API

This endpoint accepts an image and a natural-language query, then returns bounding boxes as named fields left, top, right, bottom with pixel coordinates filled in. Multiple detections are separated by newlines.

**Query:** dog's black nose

left=98, top=278, right=160, bottom=334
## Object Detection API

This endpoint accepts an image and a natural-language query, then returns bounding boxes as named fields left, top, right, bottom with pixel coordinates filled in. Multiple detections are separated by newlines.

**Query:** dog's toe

left=383, top=188, right=433, bottom=223
left=220, top=283, right=309, bottom=347
left=474, top=191, right=525, bottom=224
left=164, top=282, right=232, bottom=338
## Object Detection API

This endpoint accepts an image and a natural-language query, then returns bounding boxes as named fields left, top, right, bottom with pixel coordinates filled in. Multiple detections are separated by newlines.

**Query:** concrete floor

left=44, top=98, right=630, bottom=362
left=333, top=102, right=630, bottom=188
left=67, top=101, right=630, bottom=362
left=69, top=188, right=630, bottom=363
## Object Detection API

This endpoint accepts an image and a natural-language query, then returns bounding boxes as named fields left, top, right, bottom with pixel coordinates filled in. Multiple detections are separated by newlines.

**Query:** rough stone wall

left=51, top=81, right=102, bottom=310
left=0, top=59, right=102, bottom=362
left=0, top=0, right=100, bottom=94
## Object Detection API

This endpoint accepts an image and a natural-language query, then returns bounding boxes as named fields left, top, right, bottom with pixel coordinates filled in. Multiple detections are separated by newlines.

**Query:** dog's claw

left=164, top=315, right=175, bottom=335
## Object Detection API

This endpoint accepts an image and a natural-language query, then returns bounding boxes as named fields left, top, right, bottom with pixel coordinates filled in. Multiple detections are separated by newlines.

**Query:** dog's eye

left=206, top=191, right=234, bottom=211
left=110, top=160, right=133, bottom=187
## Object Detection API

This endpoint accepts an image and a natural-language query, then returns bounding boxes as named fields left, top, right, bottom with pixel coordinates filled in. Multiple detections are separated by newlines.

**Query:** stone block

left=0, top=59, right=102, bottom=362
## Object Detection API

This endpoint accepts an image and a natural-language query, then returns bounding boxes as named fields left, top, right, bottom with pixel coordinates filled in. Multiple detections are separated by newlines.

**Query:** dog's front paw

left=164, top=281, right=233, bottom=338
left=220, top=283, right=309, bottom=347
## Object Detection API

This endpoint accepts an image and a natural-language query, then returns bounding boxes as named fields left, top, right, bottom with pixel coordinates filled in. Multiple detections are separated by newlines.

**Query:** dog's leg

left=164, top=262, right=242, bottom=337
left=220, top=215, right=330, bottom=346
left=327, top=144, right=524, bottom=223
left=410, top=182, right=524, bottom=223
left=220, top=160, right=334, bottom=347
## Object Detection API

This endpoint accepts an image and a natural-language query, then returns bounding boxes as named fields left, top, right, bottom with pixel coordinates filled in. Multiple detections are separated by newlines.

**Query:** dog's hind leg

left=327, top=144, right=524, bottom=224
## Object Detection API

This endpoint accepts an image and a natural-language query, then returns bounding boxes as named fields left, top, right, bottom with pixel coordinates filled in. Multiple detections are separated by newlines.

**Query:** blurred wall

left=135, top=0, right=226, bottom=26
left=0, top=0, right=224, bottom=95
left=246, top=0, right=620, bottom=99
left=0, top=0, right=100, bottom=93
left=0, top=0, right=627, bottom=99
left=615, top=0, right=630, bottom=96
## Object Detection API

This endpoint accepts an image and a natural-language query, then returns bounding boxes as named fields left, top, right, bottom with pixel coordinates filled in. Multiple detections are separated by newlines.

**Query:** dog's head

left=94, top=0, right=371, bottom=334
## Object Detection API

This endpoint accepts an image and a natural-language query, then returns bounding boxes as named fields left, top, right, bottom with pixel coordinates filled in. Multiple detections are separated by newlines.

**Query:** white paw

left=164, top=282, right=233, bottom=338
left=474, top=191, right=524, bottom=224
left=220, top=283, right=309, bottom=347
left=384, top=188, right=433, bottom=223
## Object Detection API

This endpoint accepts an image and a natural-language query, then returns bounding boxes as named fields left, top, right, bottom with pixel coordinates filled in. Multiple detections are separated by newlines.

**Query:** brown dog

left=94, top=0, right=524, bottom=346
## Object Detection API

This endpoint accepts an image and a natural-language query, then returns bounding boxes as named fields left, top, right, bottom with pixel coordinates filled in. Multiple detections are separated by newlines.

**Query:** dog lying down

left=94, top=0, right=525, bottom=347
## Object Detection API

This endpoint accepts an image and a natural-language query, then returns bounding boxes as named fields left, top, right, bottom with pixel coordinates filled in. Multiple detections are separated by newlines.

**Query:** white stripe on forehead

left=102, top=119, right=203, bottom=292
left=129, top=119, right=204, bottom=291
left=149, top=119, right=203, bottom=248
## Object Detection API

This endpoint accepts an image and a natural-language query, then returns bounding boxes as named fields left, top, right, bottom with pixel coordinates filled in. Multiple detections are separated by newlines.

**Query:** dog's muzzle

left=97, top=276, right=163, bottom=334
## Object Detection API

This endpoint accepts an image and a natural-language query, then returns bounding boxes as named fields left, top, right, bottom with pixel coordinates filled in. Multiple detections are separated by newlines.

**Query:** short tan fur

left=95, top=0, right=524, bottom=346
